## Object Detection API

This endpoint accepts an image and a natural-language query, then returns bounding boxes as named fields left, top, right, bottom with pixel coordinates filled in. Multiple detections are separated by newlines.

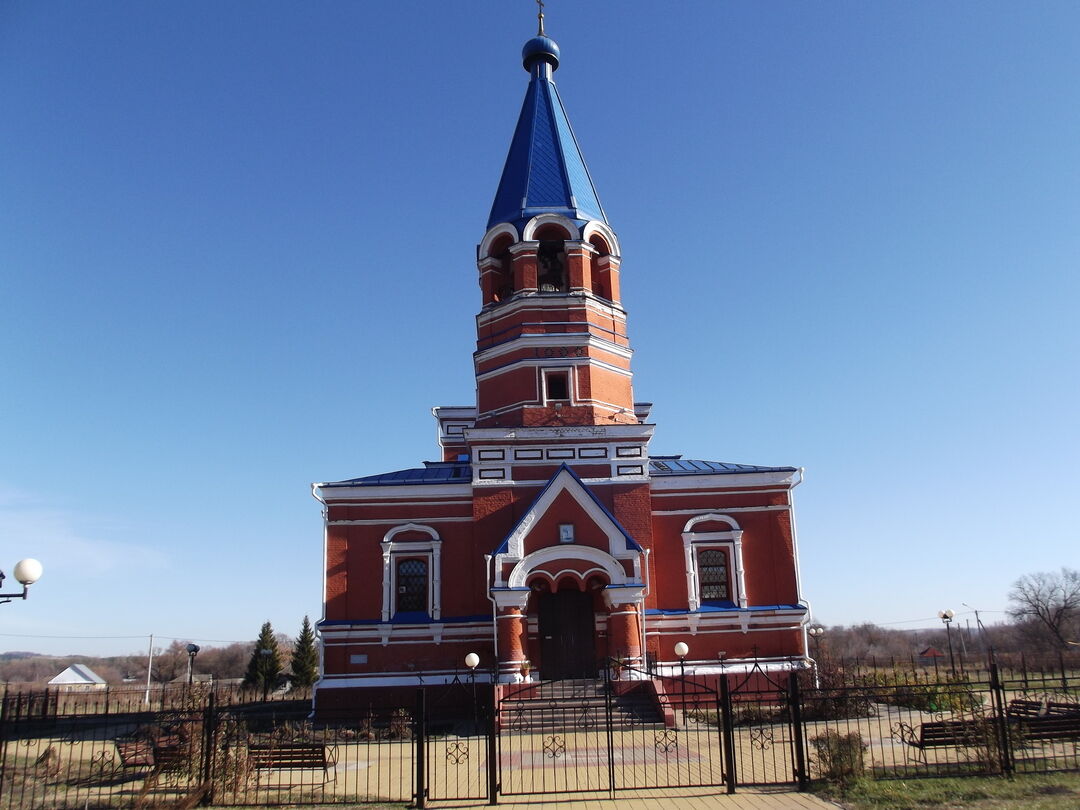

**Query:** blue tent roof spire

left=486, top=19, right=608, bottom=232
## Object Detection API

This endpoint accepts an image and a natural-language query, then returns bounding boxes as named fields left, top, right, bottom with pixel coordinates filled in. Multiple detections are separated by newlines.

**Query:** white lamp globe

left=464, top=653, right=480, bottom=669
left=674, top=642, right=689, bottom=658
left=13, top=558, right=43, bottom=586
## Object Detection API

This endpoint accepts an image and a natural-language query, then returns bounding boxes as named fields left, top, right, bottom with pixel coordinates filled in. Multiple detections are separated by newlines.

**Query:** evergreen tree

left=242, top=621, right=282, bottom=694
left=290, top=615, right=319, bottom=688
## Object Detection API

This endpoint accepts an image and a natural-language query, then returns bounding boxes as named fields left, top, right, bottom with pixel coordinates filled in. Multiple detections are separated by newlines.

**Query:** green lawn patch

left=811, top=772, right=1080, bottom=810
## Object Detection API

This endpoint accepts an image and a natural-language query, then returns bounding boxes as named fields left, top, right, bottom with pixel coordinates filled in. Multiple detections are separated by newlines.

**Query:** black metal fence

left=1, top=657, right=1078, bottom=808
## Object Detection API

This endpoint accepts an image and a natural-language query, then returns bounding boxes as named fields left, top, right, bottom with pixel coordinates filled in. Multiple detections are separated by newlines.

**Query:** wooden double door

left=536, top=590, right=597, bottom=679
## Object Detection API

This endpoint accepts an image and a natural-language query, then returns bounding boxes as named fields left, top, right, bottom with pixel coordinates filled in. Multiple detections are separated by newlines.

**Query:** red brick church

left=312, top=17, right=809, bottom=711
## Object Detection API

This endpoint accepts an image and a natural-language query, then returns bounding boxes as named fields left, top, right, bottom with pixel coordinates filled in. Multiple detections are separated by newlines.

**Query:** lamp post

left=939, top=609, right=956, bottom=676
left=674, top=642, right=688, bottom=726
left=808, top=626, right=825, bottom=657
left=465, top=653, right=480, bottom=732
left=186, top=643, right=200, bottom=685
left=808, top=626, right=824, bottom=688
left=0, top=559, right=43, bottom=604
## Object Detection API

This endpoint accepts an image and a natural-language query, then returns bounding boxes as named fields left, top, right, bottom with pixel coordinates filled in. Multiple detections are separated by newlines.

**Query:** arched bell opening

left=534, top=223, right=569, bottom=293
left=489, top=234, right=515, bottom=302
left=588, top=234, right=611, bottom=299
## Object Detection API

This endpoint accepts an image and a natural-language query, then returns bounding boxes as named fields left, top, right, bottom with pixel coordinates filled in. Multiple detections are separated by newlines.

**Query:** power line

left=0, top=632, right=249, bottom=644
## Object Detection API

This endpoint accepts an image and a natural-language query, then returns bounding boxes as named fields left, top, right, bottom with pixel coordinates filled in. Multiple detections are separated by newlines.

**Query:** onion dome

left=522, top=35, right=560, bottom=72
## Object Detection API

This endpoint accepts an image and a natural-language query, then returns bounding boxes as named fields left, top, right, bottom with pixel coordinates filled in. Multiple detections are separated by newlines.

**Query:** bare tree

left=1008, top=567, right=1080, bottom=649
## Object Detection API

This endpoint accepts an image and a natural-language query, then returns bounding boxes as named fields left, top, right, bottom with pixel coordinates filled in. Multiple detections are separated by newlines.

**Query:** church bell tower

left=472, top=18, right=637, bottom=431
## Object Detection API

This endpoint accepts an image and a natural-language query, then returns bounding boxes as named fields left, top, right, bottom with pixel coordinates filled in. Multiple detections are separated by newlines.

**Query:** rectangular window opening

left=545, top=370, right=570, bottom=401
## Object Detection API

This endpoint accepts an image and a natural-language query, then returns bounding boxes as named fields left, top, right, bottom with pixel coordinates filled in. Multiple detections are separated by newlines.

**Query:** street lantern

left=0, top=558, right=43, bottom=603
left=186, top=643, right=200, bottom=685
left=808, top=625, right=825, bottom=657
left=673, top=642, right=689, bottom=724
left=938, top=609, right=957, bottom=675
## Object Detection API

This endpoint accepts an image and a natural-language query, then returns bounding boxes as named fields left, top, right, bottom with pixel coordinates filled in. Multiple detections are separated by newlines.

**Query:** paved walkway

left=429, top=786, right=839, bottom=809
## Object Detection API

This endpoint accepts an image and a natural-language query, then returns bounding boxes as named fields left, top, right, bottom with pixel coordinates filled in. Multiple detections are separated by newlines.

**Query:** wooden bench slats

left=248, top=743, right=337, bottom=784
left=115, top=738, right=153, bottom=768
left=1021, top=715, right=1080, bottom=741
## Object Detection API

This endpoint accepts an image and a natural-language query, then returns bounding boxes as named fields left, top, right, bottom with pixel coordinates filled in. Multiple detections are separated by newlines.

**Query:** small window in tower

left=396, top=558, right=428, bottom=614
left=698, top=549, right=730, bottom=602
left=545, top=370, right=570, bottom=401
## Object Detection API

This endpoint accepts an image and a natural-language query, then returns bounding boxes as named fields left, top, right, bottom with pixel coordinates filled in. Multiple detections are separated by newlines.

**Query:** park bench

left=114, top=736, right=154, bottom=769
left=1007, top=698, right=1046, bottom=718
left=1007, top=698, right=1080, bottom=718
left=1018, top=713, right=1080, bottom=743
left=89, top=734, right=182, bottom=781
left=249, top=742, right=337, bottom=786
left=892, top=719, right=990, bottom=763
left=151, top=734, right=188, bottom=774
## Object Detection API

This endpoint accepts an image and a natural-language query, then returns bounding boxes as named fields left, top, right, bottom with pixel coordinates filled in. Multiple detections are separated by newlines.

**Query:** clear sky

left=2, top=1, right=1077, bottom=657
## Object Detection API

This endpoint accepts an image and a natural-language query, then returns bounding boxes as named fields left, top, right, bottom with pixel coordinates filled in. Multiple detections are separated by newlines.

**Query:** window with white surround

left=380, top=524, right=442, bottom=621
left=681, top=514, right=747, bottom=611
left=543, top=369, right=571, bottom=402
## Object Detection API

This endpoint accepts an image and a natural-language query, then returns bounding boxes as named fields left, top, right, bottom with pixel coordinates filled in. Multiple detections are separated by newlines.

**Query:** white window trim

left=542, top=367, right=574, bottom=403
left=380, top=524, right=442, bottom=622
left=681, top=514, right=746, bottom=612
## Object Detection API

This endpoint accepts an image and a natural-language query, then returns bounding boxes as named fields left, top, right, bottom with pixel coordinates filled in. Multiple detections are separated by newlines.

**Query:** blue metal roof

left=487, top=37, right=607, bottom=231
left=324, top=463, right=470, bottom=487
left=322, top=459, right=794, bottom=488
left=648, top=459, right=798, bottom=475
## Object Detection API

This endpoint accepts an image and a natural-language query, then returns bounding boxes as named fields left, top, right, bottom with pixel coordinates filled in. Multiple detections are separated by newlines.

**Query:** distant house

left=49, top=664, right=107, bottom=690
left=918, top=647, right=946, bottom=667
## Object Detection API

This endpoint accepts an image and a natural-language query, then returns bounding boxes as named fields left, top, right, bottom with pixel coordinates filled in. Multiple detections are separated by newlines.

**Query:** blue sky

left=1, top=1, right=1077, bottom=657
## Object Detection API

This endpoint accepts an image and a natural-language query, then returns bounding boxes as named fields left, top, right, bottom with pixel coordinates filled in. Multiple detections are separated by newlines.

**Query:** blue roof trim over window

left=649, top=459, right=797, bottom=475
left=318, top=615, right=491, bottom=627
left=644, top=604, right=807, bottom=615
left=324, top=463, right=471, bottom=487
left=487, top=73, right=607, bottom=231
left=492, top=463, right=643, bottom=556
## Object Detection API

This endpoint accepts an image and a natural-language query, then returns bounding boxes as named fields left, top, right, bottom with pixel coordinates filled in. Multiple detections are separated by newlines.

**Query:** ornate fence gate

left=420, top=677, right=494, bottom=804
left=494, top=661, right=735, bottom=798
left=725, top=664, right=806, bottom=790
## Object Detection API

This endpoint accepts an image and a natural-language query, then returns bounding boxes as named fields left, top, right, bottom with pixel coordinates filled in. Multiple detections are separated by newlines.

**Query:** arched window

left=396, top=558, right=428, bottom=614
left=681, top=514, right=746, bottom=611
left=380, top=524, right=442, bottom=621
left=697, top=549, right=729, bottom=602
left=588, top=234, right=611, bottom=299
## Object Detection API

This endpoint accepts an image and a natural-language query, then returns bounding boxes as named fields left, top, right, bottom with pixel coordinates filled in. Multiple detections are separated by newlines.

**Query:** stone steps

left=498, top=679, right=663, bottom=730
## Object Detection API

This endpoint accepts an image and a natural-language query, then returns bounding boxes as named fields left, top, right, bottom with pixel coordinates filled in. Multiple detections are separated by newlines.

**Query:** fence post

left=988, top=662, right=1013, bottom=776
left=0, top=693, right=8, bottom=801
left=603, top=659, right=616, bottom=797
left=200, top=690, right=217, bottom=806
left=414, top=688, right=426, bottom=809
left=719, top=673, right=737, bottom=794
left=788, top=672, right=808, bottom=791
left=486, top=683, right=498, bottom=805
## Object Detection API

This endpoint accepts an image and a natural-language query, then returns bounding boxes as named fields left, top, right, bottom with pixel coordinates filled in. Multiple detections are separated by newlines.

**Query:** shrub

left=810, top=730, right=867, bottom=785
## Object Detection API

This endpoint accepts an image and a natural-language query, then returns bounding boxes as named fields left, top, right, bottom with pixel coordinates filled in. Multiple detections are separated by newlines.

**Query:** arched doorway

left=536, top=584, right=597, bottom=679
